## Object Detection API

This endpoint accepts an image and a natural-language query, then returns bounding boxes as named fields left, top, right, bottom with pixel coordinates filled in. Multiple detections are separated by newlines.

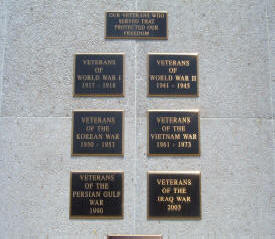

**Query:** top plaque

left=105, top=11, right=168, bottom=39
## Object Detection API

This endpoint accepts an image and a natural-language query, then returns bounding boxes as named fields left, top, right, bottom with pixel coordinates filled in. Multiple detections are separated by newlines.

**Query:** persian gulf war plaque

left=148, top=110, right=200, bottom=156
left=74, top=54, right=124, bottom=96
left=105, top=11, right=168, bottom=39
left=70, top=171, right=123, bottom=219
left=108, top=235, right=162, bottom=239
left=148, top=171, right=201, bottom=219
left=148, top=54, right=198, bottom=96
left=72, top=110, right=123, bottom=156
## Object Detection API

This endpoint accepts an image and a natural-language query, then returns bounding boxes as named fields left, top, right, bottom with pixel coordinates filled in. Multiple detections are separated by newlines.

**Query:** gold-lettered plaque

left=70, top=171, right=124, bottom=219
left=147, top=171, right=201, bottom=219
left=148, top=53, right=199, bottom=97
left=147, top=110, right=200, bottom=156
left=105, top=11, right=168, bottom=39
left=71, top=110, right=124, bottom=156
left=73, top=53, right=124, bottom=97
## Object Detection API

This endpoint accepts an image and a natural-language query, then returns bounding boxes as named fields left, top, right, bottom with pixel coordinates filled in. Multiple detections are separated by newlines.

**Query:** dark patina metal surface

left=148, top=171, right=201, bottom=219
left=70, top=171, right=123, bottom=219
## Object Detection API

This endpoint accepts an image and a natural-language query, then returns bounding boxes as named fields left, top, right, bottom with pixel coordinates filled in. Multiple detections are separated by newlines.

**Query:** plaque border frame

left=147, top=110, right=200, bottom=156
left=147, top=53, right=199, bottom=97
left=147, top=171, right=201, bottom=220
left=69, top=170, right=124, bottom=219
left=73, top=53, right=125, bottom=97
left=71, top=110, right=124, bottom=156
left=104, top=11, right=168, bottom=40
left=107, top=235, right=162, bottom=239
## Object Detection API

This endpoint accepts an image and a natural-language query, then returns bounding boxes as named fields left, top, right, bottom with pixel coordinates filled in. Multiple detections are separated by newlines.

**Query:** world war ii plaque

left=72, top=110, right=123, bottom=156
left=70, top=171, right=123, bottom=219
left=74, top=54, right=124, bottom=96
left=105, top=11, right=168, bottom=39
left=108, top=235, right=162, bottom=239
left=148, top=110, right=200, bottom=156
left=148, top=171, right=201, bottom=219
left=148, top=54, right=198, bottom=96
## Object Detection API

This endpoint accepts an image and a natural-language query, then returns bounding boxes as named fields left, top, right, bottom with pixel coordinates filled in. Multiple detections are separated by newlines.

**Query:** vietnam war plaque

left=72, top=110, right=123, bottom=156
left=148, top=171, right=201, bottom=219
left=74, top=53, right=124, bottom=96
left=148, top=110, right=200, bottom=156
left=148, top=53, right=198, bottom=96
left=105, top=11, right=168, bottom=39
left=70, top=171, right=123, bottom=219
left=108, top=235, right=162, bottom=239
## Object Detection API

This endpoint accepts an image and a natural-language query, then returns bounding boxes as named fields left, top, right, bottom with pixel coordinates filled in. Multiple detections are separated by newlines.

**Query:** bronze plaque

left=70, top=171, right=123, bottom=219
left=148, top=110, right=200, bottom=156
left=148, top=53, right=198, bottom=96
left=105, top=11, right=168, bottom=39
left=108, top=236, right=162, bottom=239
left=148, top=171, right=201, bottom=219
left=72, top=110, right=124, bottom=156
left=73, top=53, right=124, bottom=97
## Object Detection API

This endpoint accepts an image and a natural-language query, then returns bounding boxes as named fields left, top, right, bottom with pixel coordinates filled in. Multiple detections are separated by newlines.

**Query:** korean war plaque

left=74, top=54, right=124, bottom=96
left=108, top=235, right=162, bottom=239
left=148, top=171, right=201, bottom=219
left=72, top=110, right=123, bottom=156
left=105, top=11, right=168, bottom=39
left=148, top=54, right=198, bottom=96
left=148, top=110, right=200, bottom=156
left=70, top=171, right=123, bottom=219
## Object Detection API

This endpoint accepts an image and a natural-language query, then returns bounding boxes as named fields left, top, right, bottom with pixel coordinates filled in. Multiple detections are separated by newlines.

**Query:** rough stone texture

left=0, top=0, right=274, bottom=238
left=268, top=0, right=275, bottom=82
left=136, top=0, right=271, bottom=119
left=0, top=116, right=136, bottom=238
left=135, top=118, right=274, bottom=238
left=0, top=0, right=7, bottom=115
left=1, top=0, right=137, bottom=117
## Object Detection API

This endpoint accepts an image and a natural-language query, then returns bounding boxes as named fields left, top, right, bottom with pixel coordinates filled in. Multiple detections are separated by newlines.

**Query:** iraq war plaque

left=108, top=235, right=162, bottom=239
left=70, top=171, right=123, bottom=219
left=148, top=53, right=198, bottom=96
left=72, top=110, right=123, bottom=156
left=74, top=54, right=124, bottom=96
left=105, top=11, right=168, bottom=39
left=148, top=110, right=200, bottom=156
left=148, top=171, right=201, bottom=219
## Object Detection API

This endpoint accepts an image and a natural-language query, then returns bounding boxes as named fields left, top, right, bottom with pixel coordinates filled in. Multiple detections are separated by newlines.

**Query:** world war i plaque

left=108, top=235, right=162, bottom=239
left=74, top=53, right=124, bottom=96
left=70, top=171, right=123, bottom=219
left=72, top=110, right=123, bottom=156
left=105, top=11, right=168, bottom=39
left=148, top=110, right=200, bottom=156
left=148, top=53, right=198, bottom=96
left=148, top=171, right=201, bottom=219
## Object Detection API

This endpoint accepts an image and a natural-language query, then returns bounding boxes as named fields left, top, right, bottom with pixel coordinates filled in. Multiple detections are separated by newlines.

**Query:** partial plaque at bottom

left=70, top=171, right=123, bottom=219
left=108, top=236, right=162, bottom=239
left=148, top=171, right=201, bottom=219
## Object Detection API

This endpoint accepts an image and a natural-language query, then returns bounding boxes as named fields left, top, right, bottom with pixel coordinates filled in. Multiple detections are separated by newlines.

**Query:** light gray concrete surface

left=0, top=0, right=7, bottom=115
left=1, top=0, right=137, bottom=117
left=0, top=116, right=136, bottom=238
left=0, top=0, right=274, bottom=238
left=135, top=117, right=274, bottom=238
left=268, top=0, right=275, bottom=82
left=136, top=0, right=271, bottom=119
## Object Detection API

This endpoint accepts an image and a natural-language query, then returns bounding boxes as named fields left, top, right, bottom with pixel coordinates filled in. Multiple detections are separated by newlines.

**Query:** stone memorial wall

left=0, top=0, right=274, bottom=238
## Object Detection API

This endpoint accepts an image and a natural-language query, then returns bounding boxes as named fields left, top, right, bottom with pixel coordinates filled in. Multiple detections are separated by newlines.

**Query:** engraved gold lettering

left=89, top=199, right=104, bottom=206
left=156, top=117, right=191, bottom=124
